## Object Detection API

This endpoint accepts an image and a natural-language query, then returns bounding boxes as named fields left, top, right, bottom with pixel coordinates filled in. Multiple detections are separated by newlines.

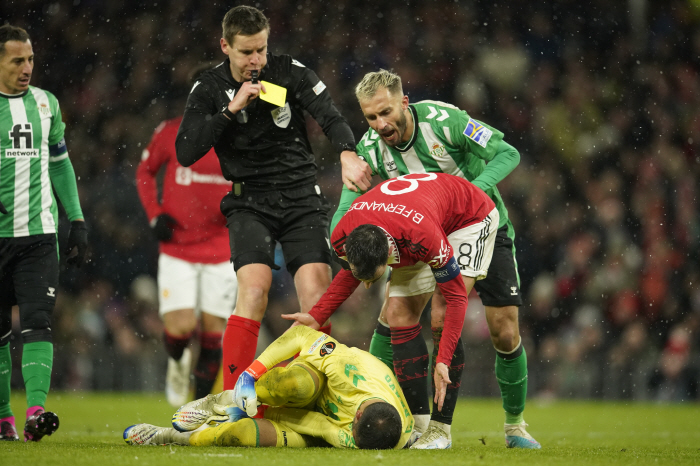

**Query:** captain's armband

left=432, top=256, right=460, bottom=283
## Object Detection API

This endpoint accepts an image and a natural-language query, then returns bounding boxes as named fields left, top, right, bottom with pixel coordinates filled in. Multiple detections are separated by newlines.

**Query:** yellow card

left=260, top=81, right=287, bottom=107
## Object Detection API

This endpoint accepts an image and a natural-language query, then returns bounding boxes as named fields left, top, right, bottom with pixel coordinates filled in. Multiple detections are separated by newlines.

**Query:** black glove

left=152, top=213, right=178, bottom=242
left=0, top=200, right=7, bottom=214
left=64, top=220, right=88, bottom=267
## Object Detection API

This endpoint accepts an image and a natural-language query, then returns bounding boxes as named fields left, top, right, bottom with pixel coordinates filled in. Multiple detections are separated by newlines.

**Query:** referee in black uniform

left=175, top=5, right=368, bottom=391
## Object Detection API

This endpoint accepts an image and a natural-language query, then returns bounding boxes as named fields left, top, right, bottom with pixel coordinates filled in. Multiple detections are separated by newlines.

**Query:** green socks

left=21, top=341, right=53, bottom=409
left=495, top=343, right=528, bottom=418
left=369, top=324, right=394, bottom=371
left=0, top=343, right=12, bottom=418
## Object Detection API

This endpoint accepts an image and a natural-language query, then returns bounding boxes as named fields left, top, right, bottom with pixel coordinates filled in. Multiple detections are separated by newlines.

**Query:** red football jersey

left=136, top=117, right=231, bottom=263
left=311, top=173, right=496, bottom=365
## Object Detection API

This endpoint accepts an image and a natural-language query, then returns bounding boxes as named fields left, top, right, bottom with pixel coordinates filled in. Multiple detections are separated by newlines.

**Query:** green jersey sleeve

left=330, top=185, right=361, bottom=234
left=47, top=91, right=66, bottom=147
left=355, top=130, right=382, bottom=175
left=445, top=106, right=504, bottom=162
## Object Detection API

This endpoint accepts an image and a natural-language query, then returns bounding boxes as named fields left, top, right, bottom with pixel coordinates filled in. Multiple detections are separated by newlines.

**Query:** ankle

left=26, top=406, right=43, bottom=418
left=505, top=412, right=524, bottom=425
left=428, top=419, right=451, bottom=436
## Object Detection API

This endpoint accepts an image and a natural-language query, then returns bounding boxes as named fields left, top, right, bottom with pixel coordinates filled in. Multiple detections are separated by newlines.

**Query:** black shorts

left=473, top=223, right=523, bottom=307
left=0, top=234, right=58, bottom=321
left=221, top=183, right=332, bottom=276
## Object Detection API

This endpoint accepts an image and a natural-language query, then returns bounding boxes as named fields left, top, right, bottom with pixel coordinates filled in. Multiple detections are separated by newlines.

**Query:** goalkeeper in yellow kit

left=124, top=326, right=414, bottom=449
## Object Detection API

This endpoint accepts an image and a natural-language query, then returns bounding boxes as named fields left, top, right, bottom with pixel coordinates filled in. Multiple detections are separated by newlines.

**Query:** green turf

left=3, top=392, right=700, bottom=465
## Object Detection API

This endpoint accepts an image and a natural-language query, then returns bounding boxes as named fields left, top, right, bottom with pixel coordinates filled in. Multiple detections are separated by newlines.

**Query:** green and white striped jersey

left=0, top=86, right=67, bottom=237
left=356, top=100, right=511, bottom=228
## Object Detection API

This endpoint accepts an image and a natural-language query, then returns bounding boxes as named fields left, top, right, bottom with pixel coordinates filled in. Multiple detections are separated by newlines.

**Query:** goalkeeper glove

left=223, top=406, right=250, bottom=422
left=151, top=213, right=178, bottom=241
left=65, top=220, right=88, bottom=267
left=233, top=360, right=267, bottom=417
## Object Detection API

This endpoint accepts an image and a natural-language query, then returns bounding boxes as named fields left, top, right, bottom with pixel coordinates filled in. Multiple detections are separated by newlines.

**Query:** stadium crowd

left=2, top=0, right=698, bottom=401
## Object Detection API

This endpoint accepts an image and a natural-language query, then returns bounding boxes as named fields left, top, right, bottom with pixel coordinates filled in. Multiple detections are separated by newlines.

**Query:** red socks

left=194, top=331, right=223, bottom=399
left=222, top=315, right=260, bottom=390
left=163, top=330, right=193, bottom=360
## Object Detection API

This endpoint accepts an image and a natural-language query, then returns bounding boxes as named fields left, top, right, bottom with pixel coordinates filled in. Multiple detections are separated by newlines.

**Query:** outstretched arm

left=432, top=272, right=474, bottom=411
left=470, top=140, right=520, bottom=192
left=330, top=185, right=363, bottom=234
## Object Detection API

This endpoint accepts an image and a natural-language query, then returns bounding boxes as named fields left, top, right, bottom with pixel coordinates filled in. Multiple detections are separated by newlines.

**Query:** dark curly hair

left=355, top=402, right=402, bottom=449
left=345, top=224, right=389, bottom=280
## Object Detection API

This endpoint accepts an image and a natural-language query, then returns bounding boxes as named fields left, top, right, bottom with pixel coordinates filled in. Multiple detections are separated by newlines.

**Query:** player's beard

left=380, top=110, right=408, bottom=147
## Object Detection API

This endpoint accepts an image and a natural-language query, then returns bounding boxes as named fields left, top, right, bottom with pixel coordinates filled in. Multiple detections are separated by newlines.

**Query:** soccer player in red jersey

left=284, top=172, right=499, bottom=448
left=136, top=112, right=237, bottom=407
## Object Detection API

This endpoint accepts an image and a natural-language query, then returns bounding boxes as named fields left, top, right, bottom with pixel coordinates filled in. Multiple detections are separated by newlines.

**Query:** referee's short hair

left=0, top=25, right=31, bottom=56
left=222, top=5, right=270, bottom=45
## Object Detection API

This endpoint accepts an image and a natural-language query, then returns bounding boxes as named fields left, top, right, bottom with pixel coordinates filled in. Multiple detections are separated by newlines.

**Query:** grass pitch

left=3, top=392, right=699, bottom=465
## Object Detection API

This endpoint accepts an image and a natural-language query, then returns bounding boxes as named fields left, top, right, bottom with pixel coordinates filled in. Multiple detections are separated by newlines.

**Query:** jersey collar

left=377, top=226, right=400, bottom=264
left=0, top=89, right=28, bottom=99
left=394, top=105, right=419, bottom=153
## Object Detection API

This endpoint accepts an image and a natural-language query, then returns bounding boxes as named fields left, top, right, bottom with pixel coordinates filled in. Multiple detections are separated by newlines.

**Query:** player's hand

left=0, top=199, right=7, bottom=214
left=433, top=362, right=451, bottom=412
left=281, top=312, right=321, bottom=330
left=228, top=81, right=267, bottom=114
left=151, top=214, right=178, bottom=242
left=64, top=220, right=88, bottom=267
left=341, top=151, right=372, bottom=192
left=233, top=371, right=259, bottom=417
left=219, top=405, right=250, bottom=423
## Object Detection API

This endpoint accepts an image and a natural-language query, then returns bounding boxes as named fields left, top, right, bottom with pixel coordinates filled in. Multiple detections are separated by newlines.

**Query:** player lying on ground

left=123, top=326, right=414, bottom=449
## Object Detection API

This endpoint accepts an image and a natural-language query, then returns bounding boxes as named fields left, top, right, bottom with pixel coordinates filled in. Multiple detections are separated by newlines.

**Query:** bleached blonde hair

left=354, top=69, right=403, bottom=102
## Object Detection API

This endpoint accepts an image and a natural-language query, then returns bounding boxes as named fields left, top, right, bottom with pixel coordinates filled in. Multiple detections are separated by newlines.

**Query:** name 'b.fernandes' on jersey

left=0, top=87, right=83, bottom=238
left=309, top=173, right=496, bottom=366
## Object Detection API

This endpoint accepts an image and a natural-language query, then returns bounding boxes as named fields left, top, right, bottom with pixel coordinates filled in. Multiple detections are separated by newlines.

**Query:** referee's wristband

left=222, top=107, right=235, bottom=120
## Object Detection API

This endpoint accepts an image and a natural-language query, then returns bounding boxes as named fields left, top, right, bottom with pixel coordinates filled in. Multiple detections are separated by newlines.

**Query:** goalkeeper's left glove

left=233, top=360, right=267, bottom=417
left=222, top=406, right=249, bottom=423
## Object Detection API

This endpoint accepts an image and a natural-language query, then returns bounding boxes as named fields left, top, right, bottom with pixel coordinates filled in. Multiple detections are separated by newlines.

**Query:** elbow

left=502, top=140, right=520, bottom=165
left=511, top=147, right=521, bottom=165
left=175, top=140, right=195, bottom=167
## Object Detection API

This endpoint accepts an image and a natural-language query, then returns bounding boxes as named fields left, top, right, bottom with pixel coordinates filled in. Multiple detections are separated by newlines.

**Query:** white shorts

left=388, top=207, right=499, bottom=298
left=157, top=253, right=238, bottom=318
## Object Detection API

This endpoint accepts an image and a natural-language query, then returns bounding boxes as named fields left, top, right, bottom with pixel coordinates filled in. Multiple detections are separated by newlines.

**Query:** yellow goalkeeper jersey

left=257, top=326, right=414, bottom=449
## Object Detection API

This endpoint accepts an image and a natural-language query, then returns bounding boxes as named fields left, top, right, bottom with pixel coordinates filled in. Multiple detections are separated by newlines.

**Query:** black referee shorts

left=473, top=223, right=523, bottom=308
left=221, top=183, right=332, bottom=276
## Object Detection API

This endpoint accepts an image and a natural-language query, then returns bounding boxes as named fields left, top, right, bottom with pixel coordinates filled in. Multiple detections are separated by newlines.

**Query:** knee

left=238, top=282, right=270, bottom=306
left=19, top=303, right=52, bottom=343
left=490, top=324, right=518, bottom=352
left=163, top=310, right=197, bottom=336
left=257, top=366, right=312, bottom=406
left=217, top=418, right=258, bottom=446
left=385, top=301, right=422, bottom=327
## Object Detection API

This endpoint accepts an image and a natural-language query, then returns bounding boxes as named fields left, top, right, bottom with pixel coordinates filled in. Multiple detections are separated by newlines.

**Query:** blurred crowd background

left=2, top=0, right=699, bottom=401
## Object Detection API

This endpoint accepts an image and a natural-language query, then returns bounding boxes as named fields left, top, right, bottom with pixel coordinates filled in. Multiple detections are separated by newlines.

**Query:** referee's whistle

left=237, top=70, right=260, bottom=124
